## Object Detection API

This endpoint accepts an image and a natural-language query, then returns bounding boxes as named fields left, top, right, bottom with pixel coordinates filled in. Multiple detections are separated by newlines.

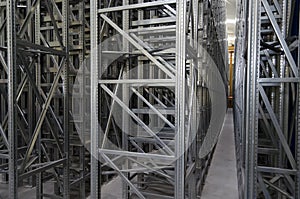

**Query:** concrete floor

left=100, top=109, right=239, bottom=199
left=201, top=109, right=239, bottom=199
left=1, top=109, right=238, bottom=199
left=0, top=181, right=54, bottom=199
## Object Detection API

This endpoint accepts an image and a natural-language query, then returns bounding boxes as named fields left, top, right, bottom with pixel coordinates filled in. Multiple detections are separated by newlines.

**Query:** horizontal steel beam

left=98, top=0, right=176, bottom=13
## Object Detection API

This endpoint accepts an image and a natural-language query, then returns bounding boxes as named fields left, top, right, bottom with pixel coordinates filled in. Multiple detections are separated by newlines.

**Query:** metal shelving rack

left=0, top=0, right=91, bottom=198
left=91, top=0, right=227, bottom=198
left=234, top=0, right=300, bottom=198
left=0, top=0, right=227, bottom=198
left=1, top=0, right=71, bottom=198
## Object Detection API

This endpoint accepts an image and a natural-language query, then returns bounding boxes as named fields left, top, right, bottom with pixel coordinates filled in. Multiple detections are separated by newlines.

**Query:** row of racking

left=0, top=0, right=91, bottom=198
left=234, top=0, right=300, bottom=198
left=0, top=0, right=228, bottom=198
left=90, top=0, right=228, bottom=198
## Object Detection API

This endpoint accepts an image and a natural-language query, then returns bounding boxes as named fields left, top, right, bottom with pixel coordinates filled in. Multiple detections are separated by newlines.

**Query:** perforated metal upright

left=233, top=0, right=247, bottom=198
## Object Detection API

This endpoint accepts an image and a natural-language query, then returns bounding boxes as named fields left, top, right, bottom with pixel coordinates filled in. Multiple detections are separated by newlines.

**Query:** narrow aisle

left=201, top=109, right=238, bottom=199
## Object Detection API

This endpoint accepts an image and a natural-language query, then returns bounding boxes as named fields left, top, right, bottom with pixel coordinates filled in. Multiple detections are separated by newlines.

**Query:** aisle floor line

left=201, top=109, right=239, bottom=199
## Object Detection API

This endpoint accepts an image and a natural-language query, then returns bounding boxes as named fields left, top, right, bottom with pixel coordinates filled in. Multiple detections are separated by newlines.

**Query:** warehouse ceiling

left=226, top=0, right=237, bottom=46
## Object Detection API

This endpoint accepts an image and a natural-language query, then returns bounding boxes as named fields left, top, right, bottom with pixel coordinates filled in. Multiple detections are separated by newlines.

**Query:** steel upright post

left=90, top=0, right=100, bottom=198
left=7, top=0, right=17, bottom=197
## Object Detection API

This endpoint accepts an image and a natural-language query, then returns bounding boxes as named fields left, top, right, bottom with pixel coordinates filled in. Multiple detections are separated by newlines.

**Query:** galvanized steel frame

left=0, top=0, right=228, bottom=198
left=234, top=0, right=300, bottom=198
left=0, top=0, right=91, bottom=198
left=91, top=0, right=227, bottom=198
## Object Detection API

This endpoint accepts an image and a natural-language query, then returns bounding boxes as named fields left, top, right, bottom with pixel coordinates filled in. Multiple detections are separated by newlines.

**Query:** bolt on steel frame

left=91, top=0, right=227, bottom=198
left=234, top=0, right=300, bottom=198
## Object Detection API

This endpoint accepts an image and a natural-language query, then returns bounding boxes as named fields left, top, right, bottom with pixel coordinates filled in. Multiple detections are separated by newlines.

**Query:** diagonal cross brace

left=20, top=58, right=65, bottom=173
left=100, top=152, right=146, bottom=199
left=101, top=84, right=174, bottom=156
left=262, top=0, right=298, bottom=77
left=100, top=14, right=175, bottom=79
left=259, top=84, right=296, bottom=169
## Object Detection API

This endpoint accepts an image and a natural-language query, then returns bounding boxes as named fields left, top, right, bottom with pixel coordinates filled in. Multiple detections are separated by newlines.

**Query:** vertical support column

left=188, top=1, right=198, bottom=197
left=79, top=1, right=87, bottom=198
left=175, top=1, right=187, bottom=198
left=34, top=2, right=42, bottom=198
left=91, top=0, right=100, bottom=198
left=26, top=0, right=34, bottom=188
left=63, top=0, right=70, bottom=198
left=233, top=2, right=247, bottom=198
left=245, top=0, right=260, bottom=198
left=136, top=0, right=144, bottom=191
left=278, top=1, right=288, bottom=196
left=7, top=0, right=17, bottom=198
left=296, top=8, right=300, bottom=199
left=122, top=0, right=129, bottom=198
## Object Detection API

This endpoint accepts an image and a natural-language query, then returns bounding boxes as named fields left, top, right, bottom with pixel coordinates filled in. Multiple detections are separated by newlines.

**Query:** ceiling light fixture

left=226, top=19, right=236, bottom=24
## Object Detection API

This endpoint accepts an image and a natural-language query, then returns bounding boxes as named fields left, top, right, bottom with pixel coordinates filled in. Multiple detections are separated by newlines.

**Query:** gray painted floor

left=201, top=109, right=239, bottom=199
